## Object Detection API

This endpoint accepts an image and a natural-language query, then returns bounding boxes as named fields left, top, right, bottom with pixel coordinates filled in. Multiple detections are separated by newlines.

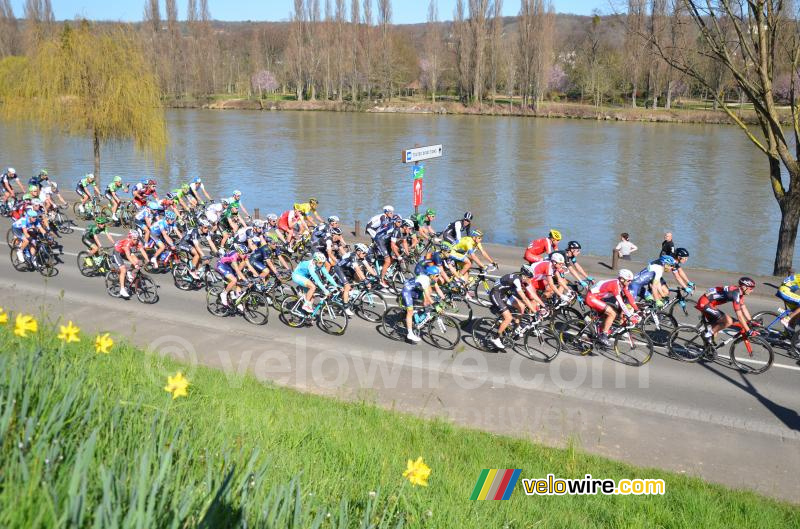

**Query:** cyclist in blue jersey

left=628, top=255, right=676, bottom=308
left=12, top=209, right=47, bottom=265
left=401, top=266, right=445, bottom=343
left=292, top=252, right=340, bottom=312
left=149, top=210, right=181, bottom=268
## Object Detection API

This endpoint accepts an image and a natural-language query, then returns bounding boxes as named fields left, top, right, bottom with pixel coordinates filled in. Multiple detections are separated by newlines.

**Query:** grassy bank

left=165, top=93, right=786, bottom=126
left=0, top=309, right=798, bottom=528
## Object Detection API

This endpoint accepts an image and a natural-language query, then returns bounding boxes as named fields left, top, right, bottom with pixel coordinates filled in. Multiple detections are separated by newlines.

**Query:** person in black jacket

left=660, top=232, right=675, bottom=258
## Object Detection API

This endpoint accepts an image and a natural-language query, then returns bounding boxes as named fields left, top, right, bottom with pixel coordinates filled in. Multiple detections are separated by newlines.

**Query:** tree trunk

left=93, top=129, right=101, bottom=180
left=632, top=81, right=637, bottom=108
left=775, top=175, right=800, bottom=275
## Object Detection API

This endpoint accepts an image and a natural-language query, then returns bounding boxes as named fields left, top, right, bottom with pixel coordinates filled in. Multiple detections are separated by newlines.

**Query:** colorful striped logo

left=470, top=469, right=522, bottom=500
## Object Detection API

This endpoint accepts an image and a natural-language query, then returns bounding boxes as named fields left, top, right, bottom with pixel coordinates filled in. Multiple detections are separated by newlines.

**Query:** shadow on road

left=701, top=362, right=800, bottom=433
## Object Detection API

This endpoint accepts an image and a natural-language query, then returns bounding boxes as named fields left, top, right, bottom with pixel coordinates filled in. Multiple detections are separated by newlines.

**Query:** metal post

left=254, top=208, right=260, bottom=219
left=354, top=219, right=361, bottom=237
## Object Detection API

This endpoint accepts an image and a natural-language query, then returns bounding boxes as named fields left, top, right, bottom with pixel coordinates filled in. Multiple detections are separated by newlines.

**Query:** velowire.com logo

left=469, top=469, right=522, bottom=500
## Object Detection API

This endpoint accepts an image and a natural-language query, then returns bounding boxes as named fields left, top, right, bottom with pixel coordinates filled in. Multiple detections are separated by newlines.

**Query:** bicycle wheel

left=136, top=275, right=159, bottom=304
left=77, top=251, right=98, bottom=277
left=551, top=306, right=584, bottom=325
left=471, top=276, right=494, bottom=307
left=72, top=201, right=86, bottom=220
left=423, top=314, right=461, bottom=350
left=523, top=322, right=562, bottom=362
left=790, top=331, right=800, bottom=360
left=640, top=312, right=678, bottom=347
left=6, top=228, right=14, bottom=248
left=318, top=301, right=348, bottom=335
left=612, top=328, right=653, bottom=366
left=204, top=269, right=224, bottom=291
left=172, top=263, right=194, bottom=291
left=666, top=325, right=707, bottom=363
left=750, top=311, right=787, bottom=346
left=105, top=271, right=121, bottom=297
left=442, top=296, right=473, bottom=323
left=205, top=286, right=229, bottom=316
left=37, top=248, right=58, bottom=277
left=10, top=247, right=29, bottom=272
left=730, top=336, right=774, bottom=374
left=269, top=282, right=296, bottom=310
left=353, top=289, right=387, bottom=323
left=242, top=292, right=270, bottom=326
left=279, top=295, right=308, bottom=328
left=557, top=317, right=594, bottom=356
left=471, top=316, right=499, bottom=352
left=381, top=307, right=407, bottom=341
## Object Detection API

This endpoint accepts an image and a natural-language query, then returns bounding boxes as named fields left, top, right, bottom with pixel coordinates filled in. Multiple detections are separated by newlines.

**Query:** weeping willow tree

left=2, top=21, right=166, bottom=179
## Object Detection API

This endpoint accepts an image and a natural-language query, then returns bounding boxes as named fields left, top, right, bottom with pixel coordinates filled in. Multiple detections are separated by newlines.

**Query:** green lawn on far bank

left=0, top=310, right=797, bottom=528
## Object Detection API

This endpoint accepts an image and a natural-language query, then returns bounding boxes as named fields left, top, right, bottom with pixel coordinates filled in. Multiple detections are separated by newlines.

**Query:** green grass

left=0, top=313, right=798, bottom=528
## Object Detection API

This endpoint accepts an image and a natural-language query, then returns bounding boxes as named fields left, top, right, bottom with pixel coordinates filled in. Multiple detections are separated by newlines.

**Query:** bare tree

left=488, top=0, right=503, bottom=105
left=0, top=0, right=19, bottom=57
left=454, top=0, right=472, bottom=102
left=143, top=0, right=161, bottom=33
left=24, top=0, right=53, bottom=48
left=334, top=0, right=346, bottom=101
left=422, top=0, right=442, bottom=102
left=287, top=0, right=306, bottom=101
left=377, top=0, right=393, bottom=99
left=518, top=0, right=554, bottom=110
left=624, top=0, right=647, bottom=107
left=468, top=0, right=490, bottom=105
left=350, top=0, right=360, bottom=100
left=649, top=0, right=800, bottom=274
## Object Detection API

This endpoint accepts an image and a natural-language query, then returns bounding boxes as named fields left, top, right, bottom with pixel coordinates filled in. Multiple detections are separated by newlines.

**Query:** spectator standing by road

left=612, top=232, right=638, bottom=269
left=660, top=232, right=675, bottom=258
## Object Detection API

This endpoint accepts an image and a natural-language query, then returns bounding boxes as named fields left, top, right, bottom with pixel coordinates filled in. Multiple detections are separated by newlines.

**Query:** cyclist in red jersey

left=695, top=277, right=755, bottom=339
left=525, top=253, right=570, bottom=302
left=113, top=230, right=149, bottom=299
left=585, top=269, right=640, bottom=347
left=524, top=229, right=561, bottom=263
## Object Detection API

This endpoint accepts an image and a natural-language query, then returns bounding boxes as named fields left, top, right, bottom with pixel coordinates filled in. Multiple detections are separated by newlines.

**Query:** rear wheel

left=37, top=248, right=57, bottom=277
left=557, top=317, right=594, bottom=356
left=424, top=314, right=461, bottom=350
left=105, top=271, right=121, bottom=298
left=242, top=292, right=270, bottom=325
left=523, top=322, right=561, bottom=362
left=72, top=201, right=87, bottom=220
left=667, top=325, right=707, bottom=363
left=381, top=307, right=407, bottom=341
left=136, top=275, right=159, bottom=304
left=471, top=275, right=494, bottom=307
left=203, top=268, right=224, bottom=291
left=611, top=328, right=653, bottom=366
left=353, top=289, right=387, bottom=323
left=318, top=301, right=348, bottom=335
left=206, top=286, right=229, bottom=317
left=280, top=296, right=308, bottom=328
left=640, top=311, right=678, bottom=347
left=6, top=228, right=14, bottom=248
left=730, top=336, right=774, bottom=374
left=77, top=251, right=98, bottom=277
left=471, top=317, right=499, bottom=352
left=172, top=263, right=194, bottom=291
left=10, top=247, right=28, bottom=272
left=441, top=296, right=473, bottom=323
left=388, top=268, right=407, bottom=294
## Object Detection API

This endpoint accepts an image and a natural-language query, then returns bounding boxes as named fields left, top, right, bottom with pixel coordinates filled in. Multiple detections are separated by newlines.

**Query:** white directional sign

left=402, top=144, right=443, bottom=163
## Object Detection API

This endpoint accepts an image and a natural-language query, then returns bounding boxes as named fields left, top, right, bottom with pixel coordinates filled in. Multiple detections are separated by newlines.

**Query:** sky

left=8, top=0, right=605, bottom=24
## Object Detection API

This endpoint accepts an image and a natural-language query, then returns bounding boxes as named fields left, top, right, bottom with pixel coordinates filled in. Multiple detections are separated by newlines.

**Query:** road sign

left=412, top=162, right=425, bottom=180
left=413, top=178, right=423, bottom=208
left=402, top=144, right=443, bottom=164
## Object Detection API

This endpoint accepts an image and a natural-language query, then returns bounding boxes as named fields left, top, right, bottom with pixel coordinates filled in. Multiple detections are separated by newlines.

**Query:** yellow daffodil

left=94, top=333, right=114, bottom=354
left=57, top=321, right=81, bottom=343
left=13, top=314, right=37, bottom=338
left=402, top=457, right=431, bottom=487
left=0, top=307, right=7, bottom=325
left=164, top=372, right=189, bottom=399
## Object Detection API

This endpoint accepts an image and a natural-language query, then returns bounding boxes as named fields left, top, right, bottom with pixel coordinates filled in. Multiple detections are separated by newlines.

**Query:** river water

left=0, top=109, right=790, bottom=274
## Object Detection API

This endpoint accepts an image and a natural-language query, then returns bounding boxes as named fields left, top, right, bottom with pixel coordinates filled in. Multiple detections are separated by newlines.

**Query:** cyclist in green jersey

left=81, top=216, right=115, bottom=264
left=75, top=173, right=101, bottom=212
left=104, top=176, right=130, bottom=222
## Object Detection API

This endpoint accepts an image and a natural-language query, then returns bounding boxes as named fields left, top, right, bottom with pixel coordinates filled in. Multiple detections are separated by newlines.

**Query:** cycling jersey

left=489, top=273, right=526, bottom=312
left=366, top=213, right=392, bottom=237
left=235, top=227, right=257, bottom=243
left=449, top=236, right=481, bottom=261
left=524, top=237, right=557, bottom=264
left=150, top=219, right=176, bottom=238
left=629, top=263, right=665, bottom=298
left=77, top=177, right=93, bottom=189
left=106, top=182, right=125, bottom=194
left=586, top=279, right=638, bottom=317
left=171, top=188, right=189, bottom=200
left=292, top=260, right=338, bottom=291
left=205, top=203, right=223, bottom=222
left=84, top=223, right=107, bottom=237
left=414, top=251, right=444, bottom=275
left=189, top=181, right=204, bottom=194
left=696, top=286, right=744, bottom=311
left=294, top=202, right=314, bottom=216
left=442, top=220, right=471, bottom=243
left=134, top=207, right=152, bottom=224
left=220, top=251, right=247, bottom=265
left=28, top=175, right=47, bottom=188
left=178, top=227, right=207, bottom=247
left=12, top=215, right=38, bottom=231
left=1, top=172, right=18, bottom=185
left=114, top=237, right=143, bottom=255
left=777, top=274, right=800, bottom=308
left=400, top=274, right=431, bottom=308
left=278, top=210, right=302, bottom=232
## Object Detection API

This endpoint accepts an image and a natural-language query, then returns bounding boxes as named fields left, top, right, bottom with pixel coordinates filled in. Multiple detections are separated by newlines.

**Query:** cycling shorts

left=585, top=293, right=619, bottom=313
left=81, top=233, right=96, bottom=249
left=401, top=285, right=422, bottom=308
left=489, top=286, right=511, bottom=314
left=216, top=262, right=235, bottom=278
left=333, top=265, right=356, bottom=285
left=75, top=184, right=88, bottom=198
left=104, top=191, right=117, bottom=202
left=111, top=250, right=128, bottom=268
left=523, top=248, right=544, bottom=264
left=12, top=227, right=25, bottom=240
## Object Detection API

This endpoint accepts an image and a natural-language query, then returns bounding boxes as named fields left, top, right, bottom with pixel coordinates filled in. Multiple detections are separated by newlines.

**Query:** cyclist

left=75, top=173, right=101, bottom=213
left=294, top=198, right=324, bottom=226
left=2, top=168, right=25, bottom=201
left=411, top=208, right=436, bottom=239
left=219, top=204, right=242, bottom=249
left=448, top=229, right=496, bottom=280
left=670, top=247, right=695, bottom=293
left=414, top=248, right=454, bottom=282
left=528, top=253, right=571, bottom=302
left=401, top=265, right=445, bottom=343
left=28, top=169, right=49, bottom=190
left=312, top=216, right=345, bottom=265
left=12, top=209, right=46, bottom=266
left=176, top=219, right=217, bottom=279
left=555, top=241, right=593, bottom=287
left=777, top=273, right=800, bottom=329
left=171, top=184, right=192, bottom=210
left=332, top=243, right=378, bottom=316
left=229, top=190, right=250, bottom=218
left=292, top=252, right=340, bottom=313
left=188, top=177, right=212, bottom=204
left=695, top=278, right=756, bottom=339
left=248, top=236, right=284, bottom=282
left=264, top=213, right=287, bottom=244
left=366, top=205, right=395, bottom=239
left=112, top=230, right=148, bottom=299
left=80, top=216, right=115, bottom=265
left=585, top=269, right=641, bottom=348
left=442, top=211, right=473, bottom=245
left=135, top=201, right=160, bottom=244
left=132, top=179, right=157, bottom=208
left=216, top=246, right=259, bottom=308
left=488, top=264, right=542, bottom=350
left=233, top=219, right=265, bottom=254
left=40, top=180, right=67, bottom=209
left=149, top=210, right=181, bottom=268
left=204, top=199, right=226, bottom=225
left=104, top=176, right=130, bottom=222
left=628, top=255, right=677, bottom=307
left=374, top=215, right=406, bottom=288
left=524, top=229, right=561, bottom=264
left=278, top=204, right=307, bottom=247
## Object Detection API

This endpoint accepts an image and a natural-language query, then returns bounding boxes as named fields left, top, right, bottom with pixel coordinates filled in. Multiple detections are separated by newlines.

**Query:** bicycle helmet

left=128, top=229, right=139, bottom=239
left=393, top=215, right=403, bottom=222
left=147, top=179, right=156, bottom=186
left=113, top=175, right=122, bottom=183
left=659, top=255, right=677, bottom=267
left=267, top=213, right=278, bottom=222
left=567, top=240, right=581, bottom=250
left=354, top=243, right=369, bottom=253
left=26, top=210, right=38, bottom=218
left=618, top=269, right=634, bottom=281
left=403, top=219, right=414, bottom=228
left=221, top=198, right=229, bottom=206
left=739, top=277, right=756, bottom=289
left=7, top=168, right=15, bottom=174
left=330, top=226, right=342, bottom=235
left=549, top=229, right=562, bottom=241
left=147, top=200, right=160, bottom=210
left=383, top=205, right=394, bottom=213
left=551, top=252, right=566, bottom=264
left=236, top=245, right=247, bottom=255
left=39, top=169, right=48, bottom=177
left=472, top=229, right=483, bottom=238
left=86, top=173, right=95, bottom=181
left=50, top=182, right=58, bottom=190
left=309, top=198, right=318, bottom=206
left=30, top=198, right=43, bottom=207
left=233, top=189, right=242, bottom=197
left=463, top=211, right=473, bottom=221
left=252, top=219, right=265, bottom=229
left=327, top=215, right=340, bottom=223
left=425, top=265, right=441, bottom=276
left=181, top=183, right=190, bottom=192
left=198, top=219, right=210, bottom=228
left=95, top=216, right=108, bottom=225
left=192, top=177, right=202, bottom=184
left=425, top=208, right=436, bottom=216
left=312, top=251, right=326, bottom=264
left=521, top=263, right=535, bottom=277
left=675, top=247, right=689, bottom=258
left=165, top=192, right=175, bottom=200
left=28, top=184, right=37, bottom=191
left=165, top=210, right=177, bottom=221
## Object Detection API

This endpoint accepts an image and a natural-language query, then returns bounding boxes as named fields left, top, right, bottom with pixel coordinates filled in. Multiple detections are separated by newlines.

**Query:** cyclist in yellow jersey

left=293, top=198, right=324, bottom=226
left=777, top=273, right=800, bottom=328
left=448, top=230, right=497, bottom=280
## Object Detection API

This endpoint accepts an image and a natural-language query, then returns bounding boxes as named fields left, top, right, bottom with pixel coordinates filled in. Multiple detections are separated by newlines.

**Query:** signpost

left=402, top=145, right=442, bottom=214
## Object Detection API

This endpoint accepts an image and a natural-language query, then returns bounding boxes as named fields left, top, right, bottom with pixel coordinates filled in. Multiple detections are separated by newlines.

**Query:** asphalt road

left=2, top=216, right=799, bottom=503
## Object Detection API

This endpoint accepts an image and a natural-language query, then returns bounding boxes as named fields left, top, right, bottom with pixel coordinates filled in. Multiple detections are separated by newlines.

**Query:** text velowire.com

left=522, top=474, right=665, bottom=496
